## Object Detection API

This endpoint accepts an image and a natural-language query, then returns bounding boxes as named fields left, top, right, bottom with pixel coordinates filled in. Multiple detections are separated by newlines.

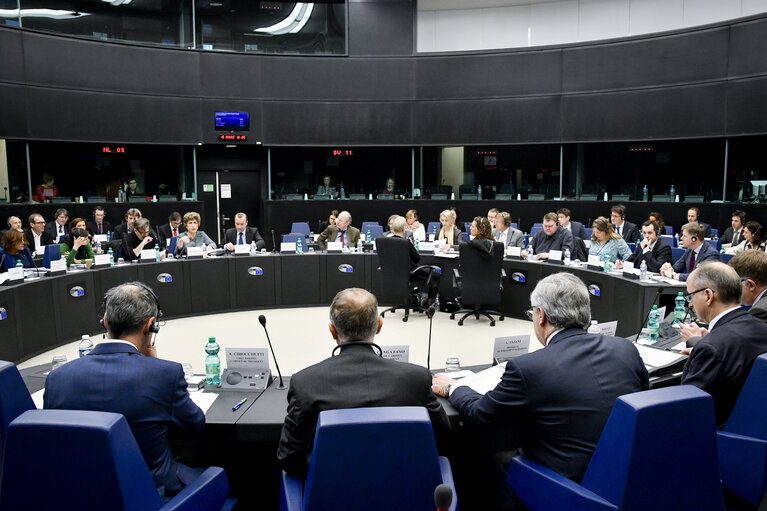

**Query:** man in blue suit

left=44, top=282, right=205, bottom=500
left=557, top=208, right=587, bottom=240
left=687, top=207, right=712, bottom=239
left=661, top=222, right=721, bottom=281
left=432, top=273, right=649, bottom=511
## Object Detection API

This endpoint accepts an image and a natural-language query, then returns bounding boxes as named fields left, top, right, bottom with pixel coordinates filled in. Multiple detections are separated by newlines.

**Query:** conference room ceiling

left=418, top=0, right=561, bottom=11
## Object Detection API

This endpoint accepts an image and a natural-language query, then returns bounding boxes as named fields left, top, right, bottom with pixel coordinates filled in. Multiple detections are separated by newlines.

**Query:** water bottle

left=669, top=184, right=675, bottom=198
left=78, top=335, right=94, bottom=357
left=95, top=239, right=101, bottom=254
left=366, top=228, right=371, bottom=243
left=154, top=245, right=160, bottom=262
left=640, top=260, right=647, bottom=281
left=296, top=236, right=303, bottom=254
left=339, top=185, right=345, bottom=199
left=587, top=320, right=600, bottom=334
left=250, top=241, right=256, bottom=256
left=356, top=239, right=363, bottom=252
left=477, top=185, right=482, bottom=200
left=108, top=247, right=115, bottom=266
left=15, top=259, right=22, bottom=268
left=205, top=337, right=221, bottom=386
left=648, top=305, right=660, bottom=343
left=415, top=237, right=420, bottom=251
left=107, top=230, right=111, bottom=241
left=673, top=292, right=686, bottom=326
left=642, top=185, right=648, bottom=201
left=564, top=248, right=571, bottom=265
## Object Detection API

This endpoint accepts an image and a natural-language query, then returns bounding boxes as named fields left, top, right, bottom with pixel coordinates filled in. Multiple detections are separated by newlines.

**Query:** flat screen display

left=215, top=112, right=250, bottom=131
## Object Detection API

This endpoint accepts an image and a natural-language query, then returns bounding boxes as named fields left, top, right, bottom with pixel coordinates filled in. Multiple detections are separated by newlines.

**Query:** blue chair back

left=511, top=222, right=518, bottom=229
left=530, top=226, right=543, bottom=236
left=665, top=226, right=675, bottom=235
left=282, top=234, right=309, bottom=246
left=705, top=239, right=721, bottom=251
left=532, top=223, right=543, bottom=228
left=0, top=410, right=164, bottom=511
left=461, top=232, right=469, bottom=242
left=710, top=228, right=720, bottom=238
left=167, top=236, right=178, bottom=255
left=366, top=225, right=384, bottom=240
left=581, top=386, right=722, bottom=511
left=42, top=243, right=61, bottom=269
left=290, top=222, right=311, bottom=235
left=660, top=234, right=677, bottom=248
left=427, top=222, right=441, bottom=235
left=361, top=222, right=380, bottom=233
left=464, top=222, right=472, bottom=233
left=0, top=361, right=34, bottom=469
left=302, top=407, right=443, bottom=511
left=627, top=243, right=636, bottom=253
left=584, top=227, right=593, bottom=239
left=671, top=247, right=685, bottom=264
left=720, top=253, right=733, bottom=263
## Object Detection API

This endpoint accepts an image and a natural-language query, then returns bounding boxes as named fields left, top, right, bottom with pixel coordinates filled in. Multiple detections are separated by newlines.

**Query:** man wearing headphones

left=610, top=204, right=639, bottom=244
left=660, top=222, right=721, bottom=281
left=277, top=288, right=444, bottom=477
left=44, top=282, right=205, bottom=501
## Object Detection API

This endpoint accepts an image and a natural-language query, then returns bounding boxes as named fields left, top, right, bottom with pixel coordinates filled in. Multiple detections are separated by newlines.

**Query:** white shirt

left=642, top=240, right=657, bottom=254
left=614, top=222, right=624, bottom=235
left=32, top=230, right=43, bottom=253
left=496, top=229, right=508, bottom=245
left=98, top=339, right=139, bottom=351
left=546, top=328, right=565, bottom=345
left=708, top=306, right=741, bottom=331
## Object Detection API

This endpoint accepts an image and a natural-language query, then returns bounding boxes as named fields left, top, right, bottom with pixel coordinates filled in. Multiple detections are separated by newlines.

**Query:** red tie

left=98, top=224, right=102, bottom=234
left=173, top=227, right=178, bottom=237
left=340, top=230, right=345, bottom=247
left=689, top=251, right=696, bottom=272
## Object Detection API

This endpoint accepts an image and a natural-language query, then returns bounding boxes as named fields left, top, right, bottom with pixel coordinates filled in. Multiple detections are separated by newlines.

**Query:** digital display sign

left=215, top=112, right=250, bottom=131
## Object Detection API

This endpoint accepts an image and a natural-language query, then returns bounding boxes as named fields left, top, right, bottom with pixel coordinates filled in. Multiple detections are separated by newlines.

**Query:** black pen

left=232, top=398, right=247, bottom=411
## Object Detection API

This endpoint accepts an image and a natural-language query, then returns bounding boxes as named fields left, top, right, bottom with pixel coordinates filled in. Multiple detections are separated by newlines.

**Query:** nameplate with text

left=187, top=246, right=204, bottom=259
left=595, top=321, right=618, bottom=336
left=381, top=345, right=409, bottom=363
left=140, top=249, right=156, bottom=262
left=493, top=335, right=530, bottom=362
left=327, top=241, right=343, bottom=253
left=507, top=246, right=522, bottom=258
left=234, top=244, right=250, bottom=256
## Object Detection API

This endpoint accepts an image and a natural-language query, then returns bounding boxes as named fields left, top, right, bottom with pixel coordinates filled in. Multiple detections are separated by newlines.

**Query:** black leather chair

left=376, top=236, right=442, bottom=322
left=451, top=241, right=505, bottom=326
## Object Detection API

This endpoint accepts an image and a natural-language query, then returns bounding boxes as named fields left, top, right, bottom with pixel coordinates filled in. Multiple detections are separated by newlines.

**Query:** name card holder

left=493, top=335, right=530, bottom=364
left=3, top=266, right=24, bottom=285
left=506, top=246, right=522, bottom=259
left=93, top=234, right=109, bottom=244
left=418, top=242, right=435, bottom=254
left=547, top=250, right=564, bottom=265
left=587, top=255, right=603, bottom=271
left=327, top=241, right=343, bottom=253
left=48, top=259, right=67, bottom=276
left=93, top=254, right=112, bottom=269
left=280, top=242, right=296, bottom=254
left=140, top=249, right=156, bottom=263
left=186, top=246, right=204, bottom=259
left=233, top=244, right=250, bottom=256
left=381, top=345, right=410, bottom=363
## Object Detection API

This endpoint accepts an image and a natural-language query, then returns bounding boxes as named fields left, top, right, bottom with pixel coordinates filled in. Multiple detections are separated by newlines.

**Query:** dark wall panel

left=0, top=84, right=29, bottom=139
left=728, top=17, right=767, bottom=78
left=561, top=83, right=726, bottom=141
left=726, top=77, right=767, bottom=135
left=414, top=97, right=561, bottom=145
left=26, top=88, right=202, bottom=143
left=22, top=32, right=200, bottom=96
left=348, top=0, right=414, bottom=56
left=199, top=52, right=262, bottom=98
left=415, top=50, right=562, bottom=99
left=0, top=29, right=25, bottom=82
left=261, top=101, right=413, bottom=145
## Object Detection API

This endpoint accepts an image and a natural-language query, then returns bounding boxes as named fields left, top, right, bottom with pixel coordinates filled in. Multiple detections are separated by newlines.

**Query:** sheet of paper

left=435, top=370, right=475, bottom=380
left=633, top=344, right=686, bottom=368
left=453, top=362, right=506, bottom=395
left=31, top=389, right=45, bottom=409
left=434, top=252, right=459, bottom=259
left=190, top=392, right=219, bottom=415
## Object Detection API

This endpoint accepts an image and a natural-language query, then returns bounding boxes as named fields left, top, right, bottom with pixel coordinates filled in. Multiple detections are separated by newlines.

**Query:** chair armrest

left=161, top=467, right=230, bottom=511
left=279, top=471, right=303, bottom=511
left=718, top=431, right=767, bottom=506
left=410, top=264, right=441, bottom=275
left=507, top=457, right=617, bottom=511
left=438, top=456, right=459, bottom=511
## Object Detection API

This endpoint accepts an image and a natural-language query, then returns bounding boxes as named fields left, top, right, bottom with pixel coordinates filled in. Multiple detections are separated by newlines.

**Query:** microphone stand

left=638, top=286, right=665, bottom=339
left=426, top=305, right=435, bottom=371
left=271, top=229, right=278, bottom=253
left=259, top=316, right=286, bottom=389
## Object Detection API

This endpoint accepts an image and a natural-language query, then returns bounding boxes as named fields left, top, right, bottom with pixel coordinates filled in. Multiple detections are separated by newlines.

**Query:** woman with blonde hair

left=589, top=216, right=631, bottom=261
left=405, top=209, right=425, bottom=241
left=437, top=209, right=464, bottom=250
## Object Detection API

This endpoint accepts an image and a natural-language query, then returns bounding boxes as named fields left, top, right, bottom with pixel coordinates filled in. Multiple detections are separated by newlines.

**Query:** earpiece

left=98, top=282, right=163, bottom=334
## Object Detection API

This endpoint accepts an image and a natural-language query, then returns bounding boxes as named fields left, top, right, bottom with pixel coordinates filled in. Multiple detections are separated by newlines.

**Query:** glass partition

left=726, top=135, right=767, bottom=202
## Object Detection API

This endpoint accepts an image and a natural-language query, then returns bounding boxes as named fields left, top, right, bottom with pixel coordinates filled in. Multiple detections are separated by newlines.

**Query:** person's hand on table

left=432, top=374, right=457, bottom=398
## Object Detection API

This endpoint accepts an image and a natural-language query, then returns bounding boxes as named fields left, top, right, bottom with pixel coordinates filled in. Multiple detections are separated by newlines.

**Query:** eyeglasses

left=525, top=307, right=537, bottom=320
left=683, top=287, right=713, bottom=304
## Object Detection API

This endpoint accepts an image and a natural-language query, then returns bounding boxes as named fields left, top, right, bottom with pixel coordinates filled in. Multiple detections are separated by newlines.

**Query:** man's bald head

left=329, top=288, right=379, bottom=342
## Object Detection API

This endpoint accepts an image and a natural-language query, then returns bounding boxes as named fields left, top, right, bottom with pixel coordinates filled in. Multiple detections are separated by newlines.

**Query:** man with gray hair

left=277, top=287, right=443, bottom=477
left=433, top=273, right=648, bottom=511
left=45, top=282, right=205, bottom=500
left=317, top=210, right=360, bottom=250
left=680, top=261, right=767, bottom=426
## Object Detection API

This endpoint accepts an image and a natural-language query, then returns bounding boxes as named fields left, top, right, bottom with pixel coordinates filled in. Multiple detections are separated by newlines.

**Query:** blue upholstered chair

left=0, top=409, right=234, bottom=511
left=427, top=222, right=442, bottom=237
left=584, top=227, right=594, bottom=239
left=360, top=221, right=380, bottom=233
left=365, top=224, right=384, bottom=240
left=660, top=234, right=677, bottom=248
left=671, top=247, right=685, bottom=264
left=0, top=361, right=34, bottom=470
left=280, top=406, right=458, bottom=511
left=290, top=222, right=311, bottom=235
left=720, top=253, right=734, bottom=263
left=665, top=226, right=675, bottom=235
left=507, top=386, right=723, bottom=511
left=282, top=234, right=310, bottom=247
left=717, top=353, right=767, bottom=509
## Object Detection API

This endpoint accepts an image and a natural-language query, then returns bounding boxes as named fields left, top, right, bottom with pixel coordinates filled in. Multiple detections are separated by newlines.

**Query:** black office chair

left=376, top=236, right=442, bottom=322
left=451, top=241, right=505, bottom=326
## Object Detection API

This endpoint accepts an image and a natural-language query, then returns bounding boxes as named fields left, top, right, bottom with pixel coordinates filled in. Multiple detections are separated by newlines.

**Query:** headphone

left=332, top=340, right=383, bottom=357
left=691, top=236, right=698, bottom=242
left=99, top=282, right=164, bottom=335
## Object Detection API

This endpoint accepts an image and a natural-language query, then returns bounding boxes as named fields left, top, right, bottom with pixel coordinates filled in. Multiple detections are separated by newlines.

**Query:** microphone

left=426, top=305, right=436, bottom=371
left=271, top=229, right=278, bottom=253
left=638, top=286, right=665, bottom=340
left=259, top=314, right=286, bottom=389
left=434, top=483, right=453, bottom=511
left=0, top=253, right=5, bottom=273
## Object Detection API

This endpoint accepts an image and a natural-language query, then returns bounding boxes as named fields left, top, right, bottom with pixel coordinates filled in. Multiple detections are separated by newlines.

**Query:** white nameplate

left=657, top=306, right=667, bottom=320
left=93, top=234, right=109, bottom=243
left=187, top=246, right=204, bottom=258
left=549, top=250, right=563, bottom=261
left=234, top=244, right=250, bottom=255
left=623, top=261, right=634, bottom=271
left=50, top=259, right=67, bottom=272
left=7, top=267, right=24, bottom=281
left=588, top=255, right=601, bottom=266
left=428, top=233, right=435, bottom=242
left=280, top=242, right=296, bottom=253
left=225, top=347, right=269, bottom=373
left=327, top=241, right=343, bottom=253
left=493, top=335, right=530, bottom=361
left=140, top=249, right=156, bottom=261
left=507, top=246, right=522, bottom=257
left=595, top=321, right=618, bottom=336
left=312, top=233, right=320, bottom=241
left=94, top=254, right=111, bottom=266
left=381, top=345, right=409, bottom=363
left=419, top=242, right=435, bottom=254
left=434, top=239, right=446, bottom=249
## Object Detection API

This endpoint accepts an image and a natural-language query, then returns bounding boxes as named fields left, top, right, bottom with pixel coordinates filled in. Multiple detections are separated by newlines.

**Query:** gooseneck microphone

left=638, top=286, right=665, bottom=340
left=434, top=483, right=453, bottom=511
left=259, top=314, right=286, bottom=389
left=426, top=305, right=436, bottom=371
left=271, top=229, right=278, bottom=253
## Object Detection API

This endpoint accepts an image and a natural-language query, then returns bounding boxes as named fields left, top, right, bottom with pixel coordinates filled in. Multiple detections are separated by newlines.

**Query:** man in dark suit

left=223, top=212, right=265, bottom=251
left=523, top=212, right=575, bottom=260
left=277, top=287, right=444, bottom=477
left=610, top=204, right=639, bottom=243
left=661, top=222, right=721, bottom=281
left=44, top=282, right=204, bottom=499
left=728, top=250, right=767, bottom=322
left=317, top=210, right=360, bottom=251
left=383, top=214, right=413, bottom=240
left=0, top=215, right=22, bottom=237
left=86, top=206, right=113, bottom=236
left=625, top=220, right=672, bottom=272
left=493, top=211, right=525, bottom=249
left=679, top=262, right=767, bottom=426
left=557, top=208, right=587, bottom=240
left=157, top=211, right=182, bottom=250
left=121, top=217, right=162, bottom=262
left=112, top=207, right=142, bottom=242
left=45, top=207, right=70, bottom=243
left=687, top=207, right=713, bottom=239
left=24, top=213, right=52, bottom=256
left=720, top=210, right=746, bottom=248
left=433, top=273, right=649, bottom=511
left=388, top=216, right=440, bottom=306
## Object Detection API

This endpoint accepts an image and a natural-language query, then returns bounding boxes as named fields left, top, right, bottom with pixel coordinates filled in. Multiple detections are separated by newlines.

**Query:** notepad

left=189, top=392, right=218, bottom=415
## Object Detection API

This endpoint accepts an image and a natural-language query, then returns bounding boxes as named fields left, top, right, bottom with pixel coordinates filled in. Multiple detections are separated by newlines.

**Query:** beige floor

left=19, top=307, right=541, bottom=375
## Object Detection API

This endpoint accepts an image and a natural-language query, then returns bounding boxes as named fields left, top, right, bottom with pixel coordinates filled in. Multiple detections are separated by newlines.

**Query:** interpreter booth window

left=420, top=145, right=560, bottom=200
left=10, top=141, right=195, bottom=203
left=3, top=140, right=31, bottom=204
left=0, top=0, right=19, bottom=27
left=726, top=135, right=767, bottom=203
left=269, top=147, right=412, bottom=199
left=561, top=139, right=726, bottom=202
left=196, top=0, right=346, bottom=54
left=12, top=0, right=193, bottom=48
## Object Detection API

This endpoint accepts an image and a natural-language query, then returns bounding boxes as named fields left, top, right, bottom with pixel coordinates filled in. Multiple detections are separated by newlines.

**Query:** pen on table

left=232, top=398, right=247, bottom=411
